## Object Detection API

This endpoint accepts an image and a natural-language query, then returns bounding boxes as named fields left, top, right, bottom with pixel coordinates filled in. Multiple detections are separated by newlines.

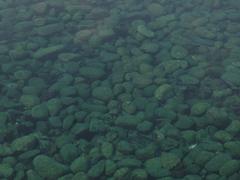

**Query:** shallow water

left=0, top=0, right=240, bottom=179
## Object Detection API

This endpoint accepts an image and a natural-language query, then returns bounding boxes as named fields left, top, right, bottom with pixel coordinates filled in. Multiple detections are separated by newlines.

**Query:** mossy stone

left=88, top=160, right=105, bottom=178
left=11, top=133, right=37, bottom=152
left=131, top=169, right=148, bottom=180
left=33, top=45, right=64, bottom=59
left=117, top=158, right=142, bottom=168
left=92, top=86, right=113, bottom=101
left=219, top=160, right=240, bottom=176
left=33, top=155, right=68, bottom=179
left=60, top=144, right=78, bottom=162
left=46, top=98, right=62, bottom=116
left=160, top=153, right=180, bottom=169
left=115, top=114, right=142, bottom=128
left=113, top=167, right=129, bottom=179
left=14, top=70, right=32, bottom=80
left=20, top=95, right=40, bottom=108
left=105, top=160, right=117, bottom=175
left=144, top=157, right=170, bottom=178
left=0, top=163, right=13, bottom=178
left=79, top=66, right=105, bottom=80
left=191, top=102, right=210, bottom=116
left=137, top=24, right=154, bottom=38
left=205, top=153, right=231, bottom=172
left=101, top=142, right=113, bottom=158
left=224, top=141, right=240, bottom=157
left=70, top=156, right=89, bottom=173
left=137, top=121, right=153, bottom=132
left=154, top=84, right=173, bottom=101
left=171, top=45, right=188, bottom=59
left=31, top=104, right=49, bottom=118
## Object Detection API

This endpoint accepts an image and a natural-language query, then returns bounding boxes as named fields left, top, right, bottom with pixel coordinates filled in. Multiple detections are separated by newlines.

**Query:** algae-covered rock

left=20, top=95, right=40, bottom=108
left=219, top=160, right=240, bottom=176
left=35, top=23, right=64, bottom=36
left=26, top=170, right=43, bottom=180
left=33, top=155, right=68, bottom=179
left=105, top=160, right=117, bottom=175
left=171, top=45, right=188, bottom=59
left=33, top=45, right=64, bottom=59
left=101, top=142, right=113, bottom=158
left=205, top=153, right=231, bottom=172
left=31, top=2, right=48, bottom=15
left=88, top=160, right=105, bottom=178
left=115, top=114, right=143, bottom=128
left=147, top=3, right=164, bottom=16
left=60, top=144, right=78, bottom=163
left=137, top=24, right=154, bottom=38
left=46, top=98, right=62, bottom=116
left=141, top=41, right=159, bottom=54
left=117, top=158, right=142, bottom=168
left=70, top=155, right=89, bottom=173
left=31, top=104, right=49, bottom=118
left=0, top=163, right=13, bottom=178
left=113, top=167, right=129, bottom=179
left=74, top=29, right=94, bottom=43
left=144, top=157, right=170, bottom=178
left=132, top=73, right=153, bottom=88
left=11, top=133, right=37, bottom=152
left=14, top=70, right=32, bottom=80
left=79, top=66, right=105, bottom=80
left=191, top=102, right=210, bottom=116
left=92, top=86, right=113, bottom=101
left=160, top=153, right=180, bottom=169
left=221, top=64, right=240, bottom=87
left=131, top=169, right=148, bottom=180
left=224, top=141, right=240, bottom=157
left=58, top=53, right=79, bottom=62
left=154, top=84, right=173, bottom=101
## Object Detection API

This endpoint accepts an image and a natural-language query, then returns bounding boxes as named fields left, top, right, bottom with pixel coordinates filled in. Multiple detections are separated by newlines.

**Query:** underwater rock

left=147, top=3, right=164, bottom=16
left=191, top=102, right=210, bottom=116
left=170, top=45, right=188, bottom=59
left=31, top=104, right=49, bottom=118
left=74, top=29, right=94, bottom=43
left=20, top=95, right=40, bottom=108
left=144, top=157, right=170, bottom=178
left=131, top=169, right=148, bottom=180
left=35, top=23, right=64, bottom=36
left=205, top=153, right=231, bottom=172
left=140, top=41, right=159, bottom=54
left=11, top=133, right=37, bottom=152
left=137, top=24, right=154, bottom=38
left=115, top=114, right=143, bottom=128
left=46, top=98, right=62, bottom=116
left=70, top=155, right=89, bottom=173
left=88, top=160, right=105, bottom=178
left=221, top=64, right=240, bottom=87
left=154, top=84, right=173, bottom=101
left=160, top=152, right=180, bottom=169
left=0, top=163, right=13, bottom=178
left=92, top=86, right=113, bottom=101
left=79, top=67, right=105, bottom=80
left=101, top=142, right=113, bottom=158
left=31, top=2, right=48, bottom=15
left=58, top=53, right=79, bottom=62
left=60, top=144, right=78, bottom=163
left=33, top=155, right=69, bottom=179
left=33, top=45, right=64, bottom=59
left=219, top=160, right=240, bottom=176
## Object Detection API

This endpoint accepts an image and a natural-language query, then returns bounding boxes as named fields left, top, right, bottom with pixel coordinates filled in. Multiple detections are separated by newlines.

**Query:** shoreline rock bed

left=0, top=0, right=240, bottom=179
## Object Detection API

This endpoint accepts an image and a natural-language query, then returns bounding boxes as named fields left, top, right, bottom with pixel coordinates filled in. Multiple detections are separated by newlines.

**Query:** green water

left=0, top=0, right=240, bottom=179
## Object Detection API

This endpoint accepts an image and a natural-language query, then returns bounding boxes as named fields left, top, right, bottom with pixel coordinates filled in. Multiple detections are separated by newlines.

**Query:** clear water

left=0, top=0, right=240, bottom=179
